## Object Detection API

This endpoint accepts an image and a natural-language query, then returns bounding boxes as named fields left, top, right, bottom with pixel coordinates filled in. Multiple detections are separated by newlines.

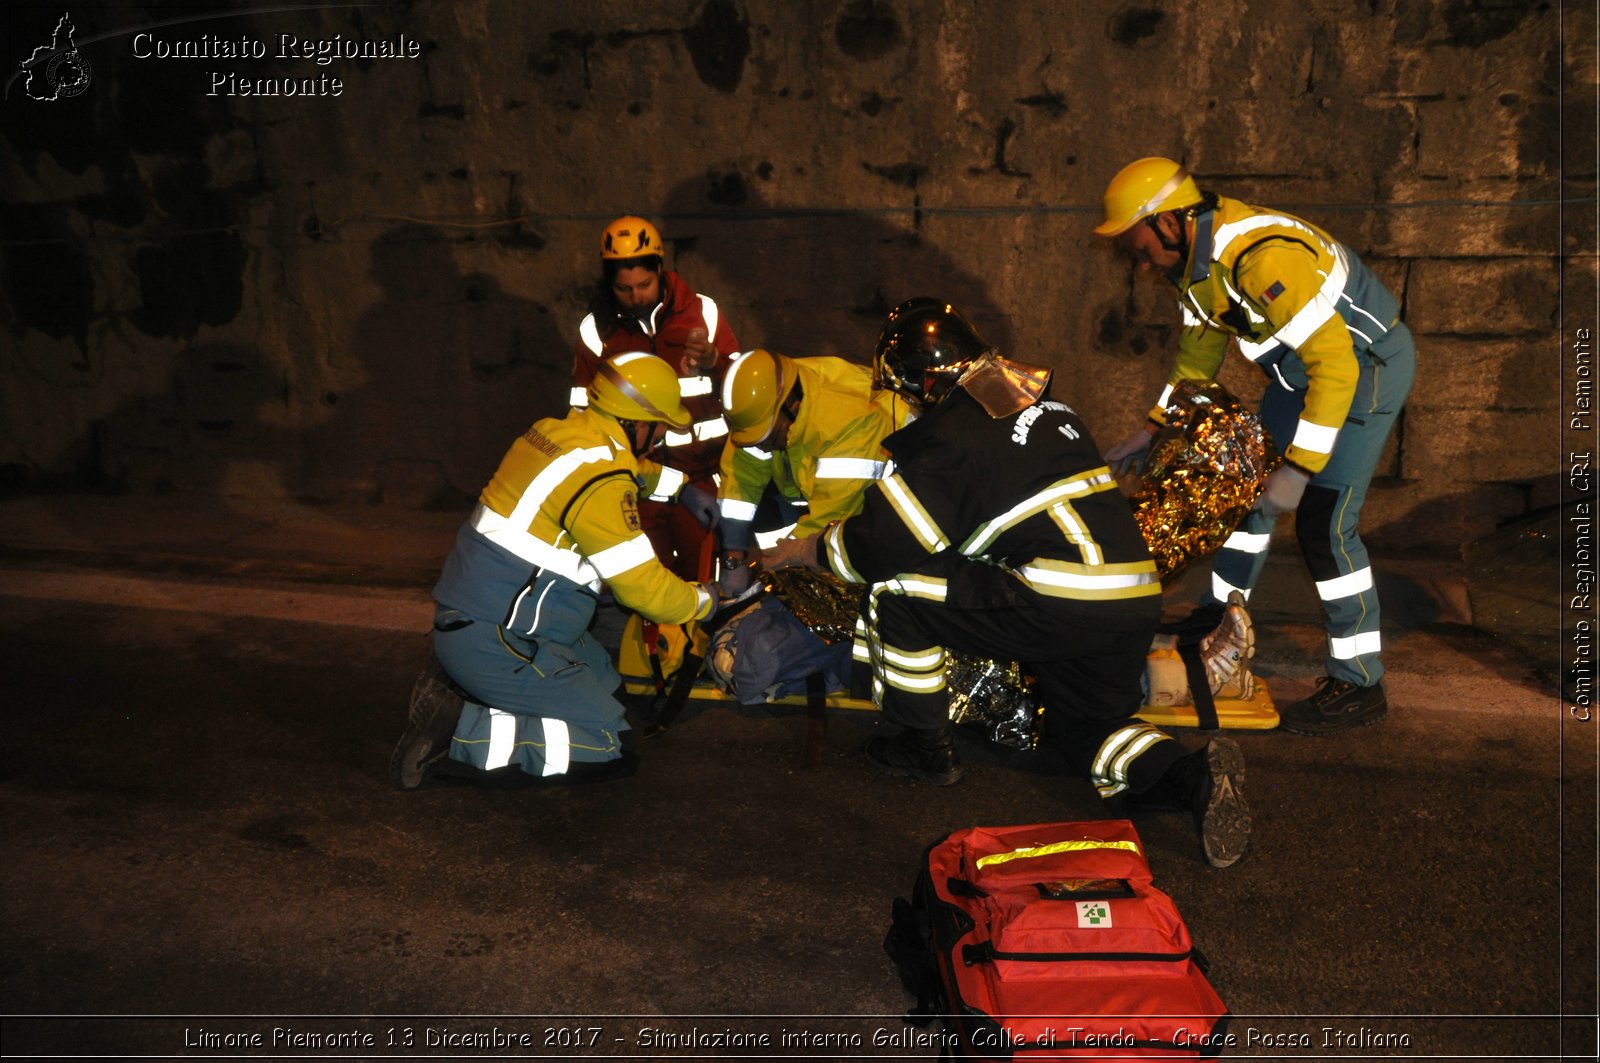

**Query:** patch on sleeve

left=621, top=489, right=641, bottom=531
left=1261, top=280, right=1286, bottom=304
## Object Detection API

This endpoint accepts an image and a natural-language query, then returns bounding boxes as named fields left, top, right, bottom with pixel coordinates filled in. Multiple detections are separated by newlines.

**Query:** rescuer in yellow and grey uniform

left=389, top=352, right=717, bottom=787
left=713, top=348, right=910, bottom=591
left=1096, top=158, right=1416, bottom=737
left=763, top=299, right=1251, bottom=868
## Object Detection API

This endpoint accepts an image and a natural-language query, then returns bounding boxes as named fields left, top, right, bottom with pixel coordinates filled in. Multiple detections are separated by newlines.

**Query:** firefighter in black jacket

left=763, top=298, right=1252, bottom=868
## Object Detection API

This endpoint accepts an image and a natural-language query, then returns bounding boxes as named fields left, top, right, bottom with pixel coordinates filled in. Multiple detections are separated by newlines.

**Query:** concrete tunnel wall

left=1, top=0, right=1594, bottom=552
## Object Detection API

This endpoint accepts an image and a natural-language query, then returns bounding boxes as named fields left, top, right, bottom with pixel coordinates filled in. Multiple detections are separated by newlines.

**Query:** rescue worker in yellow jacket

left=714, top=349, right=911, bottom=591
left=390, top=352, right=718, bottom=787
left=1095, top=158, right=1416, bottom=737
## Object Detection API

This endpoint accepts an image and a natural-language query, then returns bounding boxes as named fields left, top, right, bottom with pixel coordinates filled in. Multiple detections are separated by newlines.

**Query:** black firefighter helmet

left=873, top=297, right=994, bottom=407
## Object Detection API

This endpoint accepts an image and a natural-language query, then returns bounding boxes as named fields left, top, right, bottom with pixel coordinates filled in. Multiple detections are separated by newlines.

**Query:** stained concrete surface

left=0, top=495, right=1596, bottom=1060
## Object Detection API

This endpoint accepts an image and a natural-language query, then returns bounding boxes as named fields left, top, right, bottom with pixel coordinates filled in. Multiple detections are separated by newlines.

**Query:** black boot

left=388, top=656, right=466, bottom=790
left=865, top=726, right=964, bottom=786
left=1279, top=677, right=1387, bottom=735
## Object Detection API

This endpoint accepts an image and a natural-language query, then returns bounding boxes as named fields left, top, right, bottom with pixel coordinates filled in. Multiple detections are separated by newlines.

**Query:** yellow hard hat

left=721, top=349, right=795, bottom=446
left=587, top=352, right=690, bottom=431
left=1093, top=157, right=1202, bottom=237
left=601, top=215, right=664, bottom=260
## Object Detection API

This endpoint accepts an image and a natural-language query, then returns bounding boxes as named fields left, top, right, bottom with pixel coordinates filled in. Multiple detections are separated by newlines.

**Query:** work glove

left=679, top=483, right=720, bottom=530
left=1255, top=465, right=1311, bottom=518
left=680, top=327, right=717, bottom=375
left=1104, top=424, right=1157, bottom=476
left=761, top=534, right=821, bottom=572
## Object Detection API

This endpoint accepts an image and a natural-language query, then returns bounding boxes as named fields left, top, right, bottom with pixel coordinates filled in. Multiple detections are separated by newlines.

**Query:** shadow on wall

left=648, top=175, right=1016, bottom=365
left=292, top=223, right=570, bottom=509
left=66, top=224, right=569, bottom=511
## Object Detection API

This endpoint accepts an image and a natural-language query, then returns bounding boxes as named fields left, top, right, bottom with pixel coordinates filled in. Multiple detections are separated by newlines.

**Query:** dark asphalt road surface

left=0, top=562, right=1595, bottom=1060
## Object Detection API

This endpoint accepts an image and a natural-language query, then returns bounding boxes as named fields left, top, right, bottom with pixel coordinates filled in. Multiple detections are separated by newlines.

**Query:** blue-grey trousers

left=1207, top=326, right=1417, bottom=686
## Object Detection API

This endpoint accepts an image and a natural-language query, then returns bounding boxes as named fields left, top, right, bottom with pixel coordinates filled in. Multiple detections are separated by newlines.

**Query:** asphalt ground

left=0, top=494, right=1595, bottom=1061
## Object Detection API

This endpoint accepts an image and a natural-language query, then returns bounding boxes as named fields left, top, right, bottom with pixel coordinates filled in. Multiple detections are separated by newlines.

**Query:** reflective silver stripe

left=587, top=534, right=657, bottom=579
left=470, top=436, right=621, bottom=583
left=1156, top=382, right=1176, bottom=410
left=648, top=465, right=686, bottom=502
left=578, top=314, right=604, bottom=356
left=1235, top=336, right=1281, bottom=363
left=1131, top=167, right=1192, bottom=224
left=526, top=578, right=558, bottom=636
left=1291, top=418, right=1340, bottom=456
left=486, top=708, right=516, bottom=769
left=1343, top=294, right=1390, bottom=336
left=694, top=416, right=729, bottom=441
left=1180, top=303, right=1203, bottom=328
left=881, top=474, right=949, bottom=553
left=541, top=718, right=571, bottom=776
left=663, top=430, right=693, bottom=447
left=680, top=375, right=714, bottom=397
left=697, top=294, right=720, bottom=344
left=1223, top=530, right=1272, bottom=554
left=495, top=441, right=617, bottom=559
left=1212, top=213, right=1327, bottom=259
left=1317, top=567, right=1374, bottom=602
left=1330, top=631, right=1382, bottom=659
left=815, top=457, right=887, bottom=480
left=1212, top=573, right=1251, bottom=602
left=1211, top=216, right=1351, bottom=351
left=719, top=498, right=759, bottom=521
left=1274, top=289, right=1339, bottom=350
left=569, top=386, right=591, bottom=408
left=473, top=505, right=599, bottom=586
left=741, top=445, right=773, bottom=461
left=962, top=471, right=1115, bottom=555
left=1016, top=564, right=1159, bottom=594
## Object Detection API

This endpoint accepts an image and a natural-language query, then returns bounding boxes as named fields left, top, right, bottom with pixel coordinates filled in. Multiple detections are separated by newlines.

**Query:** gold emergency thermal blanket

left=1131, top=380, right=1281, bottom=581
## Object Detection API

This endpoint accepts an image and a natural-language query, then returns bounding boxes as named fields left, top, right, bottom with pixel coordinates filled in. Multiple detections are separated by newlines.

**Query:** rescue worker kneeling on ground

left=391, top=352, right=724, bottom=788
left=762, top=298, right=1252, bottom=868
left=715, top=348, right=911, bottom=593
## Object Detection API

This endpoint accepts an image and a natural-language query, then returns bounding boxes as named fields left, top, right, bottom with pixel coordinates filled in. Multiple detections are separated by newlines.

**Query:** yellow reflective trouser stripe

left=975, top=838, right=1142, bottom=868
left=883, top=669, right=946, bottom=694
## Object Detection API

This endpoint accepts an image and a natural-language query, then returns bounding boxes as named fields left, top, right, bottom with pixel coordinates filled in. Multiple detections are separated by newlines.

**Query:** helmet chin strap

left=616, top=418, right=651, bottom=457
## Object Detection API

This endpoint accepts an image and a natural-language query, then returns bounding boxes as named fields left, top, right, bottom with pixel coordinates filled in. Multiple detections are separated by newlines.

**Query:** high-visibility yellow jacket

left=716, top=356, right=909, bottom=549
left=1154, top=196, right=1404, bottom=474
left=433, top=407, right=714, bottom=637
